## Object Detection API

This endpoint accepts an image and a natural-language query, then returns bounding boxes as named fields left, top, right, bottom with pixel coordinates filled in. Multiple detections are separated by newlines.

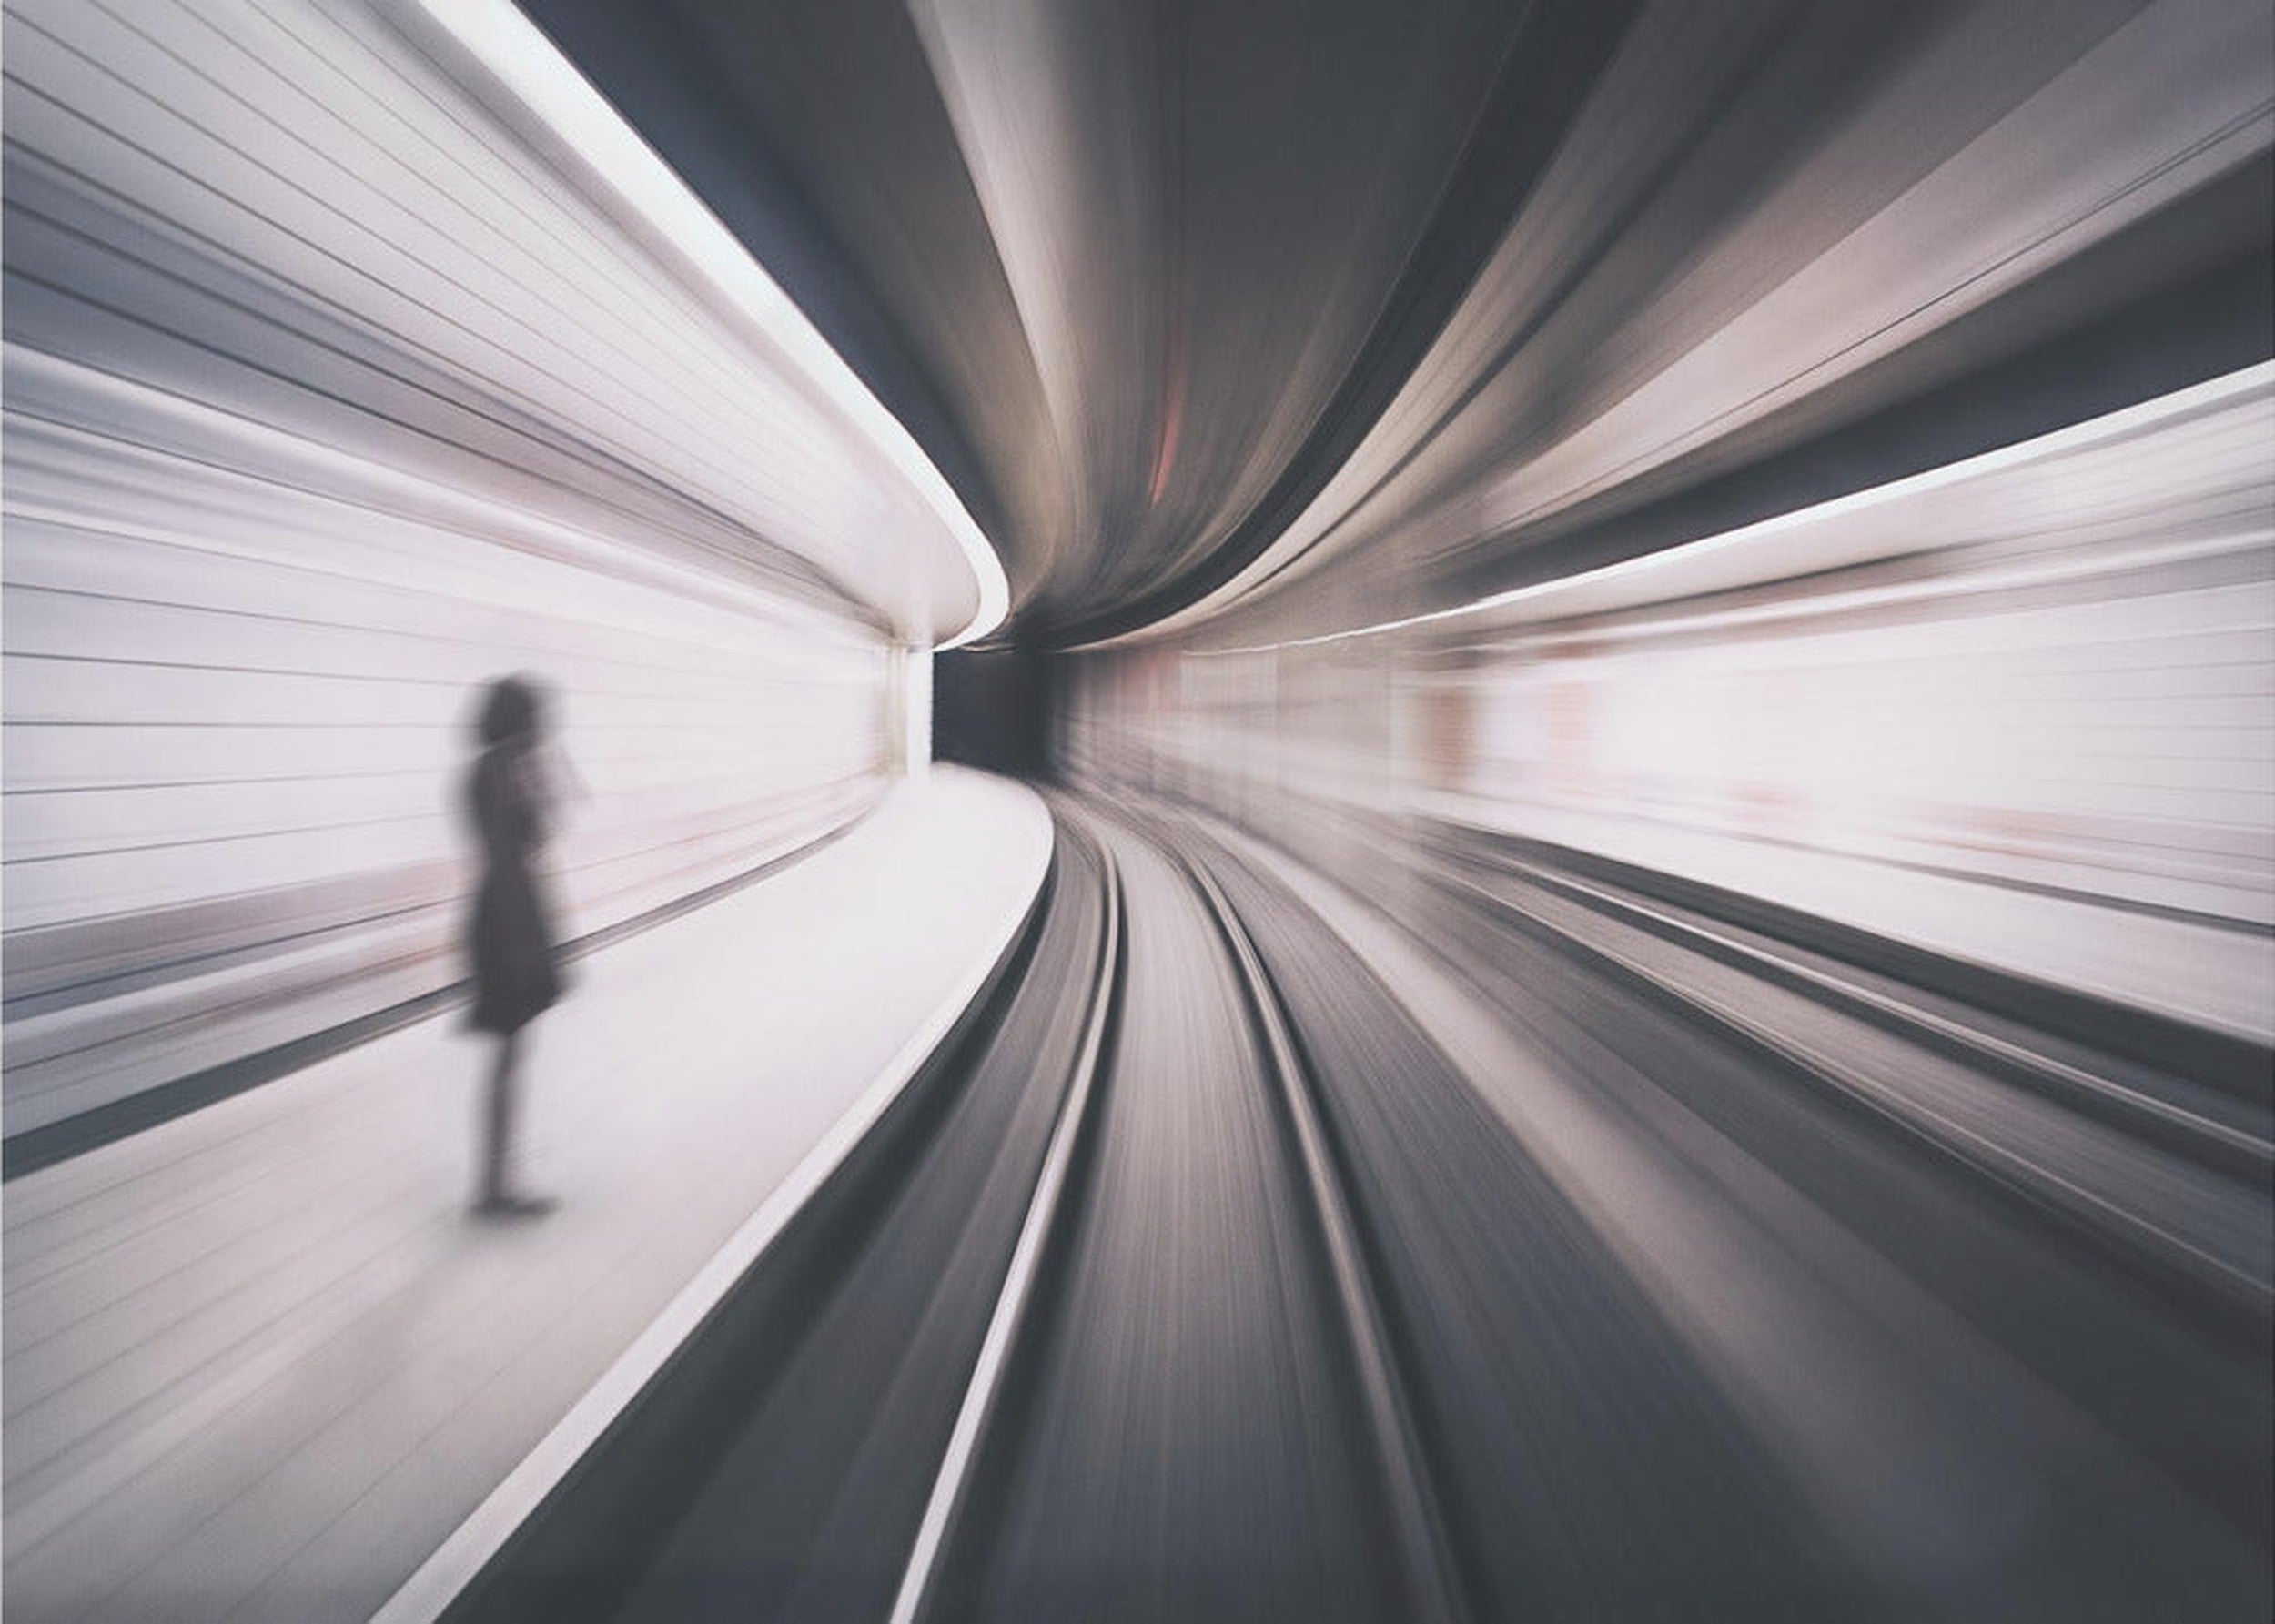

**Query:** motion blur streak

left=1063, top=364, right=2275, bottom=1037
left=3, top=2, right=2272, bottom=1623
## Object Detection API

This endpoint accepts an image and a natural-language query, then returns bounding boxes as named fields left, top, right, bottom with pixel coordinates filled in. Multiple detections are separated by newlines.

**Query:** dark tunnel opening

left=935, top=644, right=1060, bottom=780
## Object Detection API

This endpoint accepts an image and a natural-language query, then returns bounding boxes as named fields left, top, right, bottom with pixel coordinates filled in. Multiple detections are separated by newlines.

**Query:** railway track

left=409, top=799, right=2271, bottom=1622
left=434, top=802, right=1472, bottom=1623
left=1403, top=823, right=2274, bottom=1562
left=1420, top=835, right=2274, bottom=1329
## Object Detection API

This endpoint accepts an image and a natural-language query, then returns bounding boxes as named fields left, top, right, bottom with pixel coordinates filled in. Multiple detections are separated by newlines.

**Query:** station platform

left=1421, top=792, right=2275, bottom=1046
left=0, top=767, right=1051, bottom=1624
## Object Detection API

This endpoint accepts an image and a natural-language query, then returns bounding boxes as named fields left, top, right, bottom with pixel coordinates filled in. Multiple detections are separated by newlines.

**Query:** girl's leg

left=478, top=1032, right=519, bottom=1206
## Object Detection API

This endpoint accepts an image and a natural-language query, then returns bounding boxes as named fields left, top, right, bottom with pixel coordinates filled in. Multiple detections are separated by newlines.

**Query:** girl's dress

left=465, top=745, right=561, bottom=1034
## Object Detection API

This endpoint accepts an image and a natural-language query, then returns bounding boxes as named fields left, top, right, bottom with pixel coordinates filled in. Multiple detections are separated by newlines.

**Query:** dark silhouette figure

left=464, top=675, right=563, bottom=1218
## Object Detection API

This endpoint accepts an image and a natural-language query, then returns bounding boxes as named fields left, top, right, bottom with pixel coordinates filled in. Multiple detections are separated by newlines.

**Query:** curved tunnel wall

left=1058, top=0, right=2274, bottom=1044
left=1062, top=373, right=2275, bottom=1043
left=0, top=0, right=911, bottom=1144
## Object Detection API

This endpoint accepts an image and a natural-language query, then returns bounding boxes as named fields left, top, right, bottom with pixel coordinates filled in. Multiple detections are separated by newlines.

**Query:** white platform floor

left=2, top=767, right=1050, bottom=1623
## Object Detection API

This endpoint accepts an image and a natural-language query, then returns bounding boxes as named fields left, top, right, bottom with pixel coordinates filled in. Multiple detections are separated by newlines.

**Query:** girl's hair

left=476, top=674, right=543, bottom=747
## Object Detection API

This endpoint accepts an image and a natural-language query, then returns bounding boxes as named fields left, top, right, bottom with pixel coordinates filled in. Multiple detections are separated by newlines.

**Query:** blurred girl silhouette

left=464, top=675, right=565, bottom=1216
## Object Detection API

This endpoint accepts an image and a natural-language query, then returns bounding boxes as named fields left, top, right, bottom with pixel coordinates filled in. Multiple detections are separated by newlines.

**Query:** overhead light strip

left=403, top=0, right=1009, bottom=648
left=1184, top=360, right=2274, bottom=659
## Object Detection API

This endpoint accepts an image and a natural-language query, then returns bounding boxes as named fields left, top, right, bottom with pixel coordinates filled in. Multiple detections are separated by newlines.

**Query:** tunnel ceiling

left=513, top=0, right=1636, bottom=645
left=516, top=0, right=2275, bottom=651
